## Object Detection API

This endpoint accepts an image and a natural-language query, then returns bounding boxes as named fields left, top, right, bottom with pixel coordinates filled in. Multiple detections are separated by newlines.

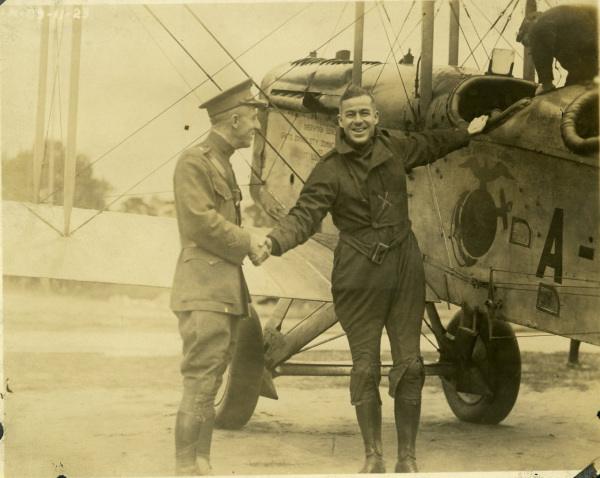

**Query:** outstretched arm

left=267, top=160, right=338, bottom=256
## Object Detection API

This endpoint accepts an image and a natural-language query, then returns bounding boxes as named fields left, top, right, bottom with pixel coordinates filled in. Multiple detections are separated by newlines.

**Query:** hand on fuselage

left=467, top=115, right=490, bottom=135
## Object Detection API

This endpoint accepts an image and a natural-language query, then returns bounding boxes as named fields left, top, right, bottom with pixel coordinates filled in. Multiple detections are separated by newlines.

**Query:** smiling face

left=337, top=95, right=379, bottom=147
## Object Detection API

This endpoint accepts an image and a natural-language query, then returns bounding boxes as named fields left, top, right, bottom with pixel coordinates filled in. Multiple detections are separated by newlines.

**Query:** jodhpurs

left=176, top=310, right=241, bottom=420
left=332, top=232, right=426, bottom=405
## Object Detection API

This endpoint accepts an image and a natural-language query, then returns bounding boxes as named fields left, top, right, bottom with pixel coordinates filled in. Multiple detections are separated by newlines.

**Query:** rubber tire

left=215, top=305, right=265, bottom=429
left=441, top=310, right=521, bottom=424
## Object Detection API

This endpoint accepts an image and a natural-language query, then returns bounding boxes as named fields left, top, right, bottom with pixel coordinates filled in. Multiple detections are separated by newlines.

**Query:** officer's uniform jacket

left=269, top=126, right=470, bottom=265
left=171, top=131, right=251, bottom=315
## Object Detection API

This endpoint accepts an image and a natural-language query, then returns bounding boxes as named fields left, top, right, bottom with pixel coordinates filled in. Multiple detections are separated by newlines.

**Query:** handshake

left=248, top=235, right=272, bottom=266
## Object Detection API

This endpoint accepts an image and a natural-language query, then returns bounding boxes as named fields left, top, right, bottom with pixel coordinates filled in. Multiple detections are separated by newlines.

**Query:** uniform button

left=209, top=260, right=214, bottom=265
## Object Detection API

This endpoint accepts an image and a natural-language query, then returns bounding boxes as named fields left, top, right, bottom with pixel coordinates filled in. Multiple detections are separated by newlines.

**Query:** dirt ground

left=2, top=280, right=599, bottom=477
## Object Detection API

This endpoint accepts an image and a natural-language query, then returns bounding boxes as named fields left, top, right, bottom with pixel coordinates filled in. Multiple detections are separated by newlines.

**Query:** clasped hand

left=248, top=235, right=272, bottom=266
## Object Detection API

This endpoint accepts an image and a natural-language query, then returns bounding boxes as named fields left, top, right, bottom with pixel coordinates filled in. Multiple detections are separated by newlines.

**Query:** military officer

left=170, top=78, right=268, bottom=476
left=517, top=4, right=598, bottom=95
left=262, top=86, right=488, bottom=473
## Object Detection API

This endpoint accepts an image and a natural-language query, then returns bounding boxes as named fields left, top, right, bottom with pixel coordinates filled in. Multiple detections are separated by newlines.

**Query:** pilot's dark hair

left=339, top=85, right=376, bottom=110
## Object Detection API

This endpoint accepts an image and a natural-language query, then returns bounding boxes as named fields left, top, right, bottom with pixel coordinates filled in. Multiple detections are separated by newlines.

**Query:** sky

left=1, top=0, right=595, bottom=209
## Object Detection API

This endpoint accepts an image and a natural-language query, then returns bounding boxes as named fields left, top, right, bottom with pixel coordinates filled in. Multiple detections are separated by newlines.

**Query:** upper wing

left=3, top=200, right=333, bottom=302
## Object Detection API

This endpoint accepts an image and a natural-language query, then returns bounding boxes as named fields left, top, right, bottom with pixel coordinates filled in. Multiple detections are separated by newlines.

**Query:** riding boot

left=195, top=413, right=215, bottom=476
left=394, top=398, right=421, bottom=473
left=355, top=400, right=386, bottom=473
left=175, top=411, right=202, bottom=476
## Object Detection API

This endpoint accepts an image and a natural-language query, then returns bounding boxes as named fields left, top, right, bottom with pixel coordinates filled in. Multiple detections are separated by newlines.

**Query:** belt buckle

left=371, top=242, right=389, bottom=264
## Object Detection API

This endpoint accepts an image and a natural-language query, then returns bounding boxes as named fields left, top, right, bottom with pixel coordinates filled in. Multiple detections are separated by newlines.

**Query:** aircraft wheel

left=215, top=304, right=264, bottom=429
left=440, top=310, right=521, bottom=424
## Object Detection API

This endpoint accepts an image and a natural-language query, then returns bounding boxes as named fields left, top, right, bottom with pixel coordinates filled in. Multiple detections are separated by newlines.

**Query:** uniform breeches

left=332, top=233, right=426, bottom=405
left=176, top=310, right=240, bottom=420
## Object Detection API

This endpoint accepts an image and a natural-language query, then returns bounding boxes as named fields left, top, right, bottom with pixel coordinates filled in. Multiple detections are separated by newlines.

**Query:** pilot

left=255, top=85, right=488, bottom=473
left=170, top=78, right=269, bottom=476
left=516, top=4, right=598, bottom=95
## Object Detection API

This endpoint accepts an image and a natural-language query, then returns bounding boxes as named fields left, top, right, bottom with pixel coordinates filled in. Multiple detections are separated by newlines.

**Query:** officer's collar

left=335, top=127, right=389, bottom=155
left=336, top=127, right=393, bottom=171
left=207, top=130, right=236, bottom=158
left=335, top=127, right=373, bottom=155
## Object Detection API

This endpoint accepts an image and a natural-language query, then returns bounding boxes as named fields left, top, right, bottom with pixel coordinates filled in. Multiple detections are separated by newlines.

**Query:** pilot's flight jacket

left=269, top=125, right=471, bottom=401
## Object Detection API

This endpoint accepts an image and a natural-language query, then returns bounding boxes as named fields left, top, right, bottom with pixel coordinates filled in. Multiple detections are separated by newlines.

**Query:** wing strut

left=33, top=7, right=50, bottom=204
left=420, top=0, right=435, bottom=120
left=448, top=0, right=460, bottom=65
left=352, top=2, right=365, bottom=87
left=522, top=0, right=537, bottom=81
left=63, top=6, right=83, bottom=236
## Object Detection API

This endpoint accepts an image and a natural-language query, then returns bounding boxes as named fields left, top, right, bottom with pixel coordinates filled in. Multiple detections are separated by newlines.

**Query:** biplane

left=3, top=0, right=598, bottom=436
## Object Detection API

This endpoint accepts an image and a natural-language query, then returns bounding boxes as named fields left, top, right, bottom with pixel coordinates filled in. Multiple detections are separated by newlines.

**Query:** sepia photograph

left=1, top=0, right=599, bottom=477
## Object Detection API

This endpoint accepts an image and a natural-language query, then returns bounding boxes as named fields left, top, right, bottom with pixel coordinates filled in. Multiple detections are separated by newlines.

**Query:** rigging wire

left=5, top=191, right=64, bottom=236
left=490, top=268, right=600, bottom=284
left=460, top=0, right=518, bottom=68
left=393, top=0, right=443, bottom=59
left=262, top=2, right=348, bottom=185
left=378, top=0, right=411, bottom=57
left=69, top=132, right=207, bottom=235
left=133, top=7, right=265, bottom=185
left=257, top=129, right=307, bottom=185
left=448, top=0, right=481, bottom=70
left=97, top=191, right=173, bottom=200
left=422, top=256, right=600, bottom=296
left=128, top=7, right=264, bottom=189
left=421, top=330, right=440, bottom=352
left=424, top=165, right=465, bottom=305
left=456, top=0, right=490, bottom=65
left=286, top=303, right=330, bottom=334
left=146, top=5, right=311, bottom=187
left=426, top=253, right=592, bottom=285
left=297, top=332, right=347, bottom=354
left=489, top=0, right=522, bottom=54
left=371, top=0, right=416, bottom=90
left=321, top=2, right=349, bottom=59
left=465, top=0, right=523, bottom=59
left=39, top=3, right=311, bottom=205
left=39, top=10, right=67, bottom=190
left=374, top=1, right=419, bottom=123
left=262, top=116, right=303, bottom=184
left=261, top=2, right=381, bottom=93
left=185, top=4, right=325, bottom=162
left=129, top=6, right=202, bottom=102
left=495, top=331, right=600, bottom=339
left=144, top=5, right=221, bottom=91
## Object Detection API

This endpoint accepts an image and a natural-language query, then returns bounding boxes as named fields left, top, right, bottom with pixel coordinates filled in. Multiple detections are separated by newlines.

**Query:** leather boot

left=195, top=413, right=215, bottom=476
left=175, top=411, right=214, bottom=476
left=175, top=411, right=202, bottom=476
left=355, top=400, right=386, bottom=473
left=394, top=398, right=420, bottom=473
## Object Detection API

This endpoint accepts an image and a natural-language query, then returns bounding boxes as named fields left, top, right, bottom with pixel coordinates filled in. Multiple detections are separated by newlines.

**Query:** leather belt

left=339, top=223, right=411, bottom=265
